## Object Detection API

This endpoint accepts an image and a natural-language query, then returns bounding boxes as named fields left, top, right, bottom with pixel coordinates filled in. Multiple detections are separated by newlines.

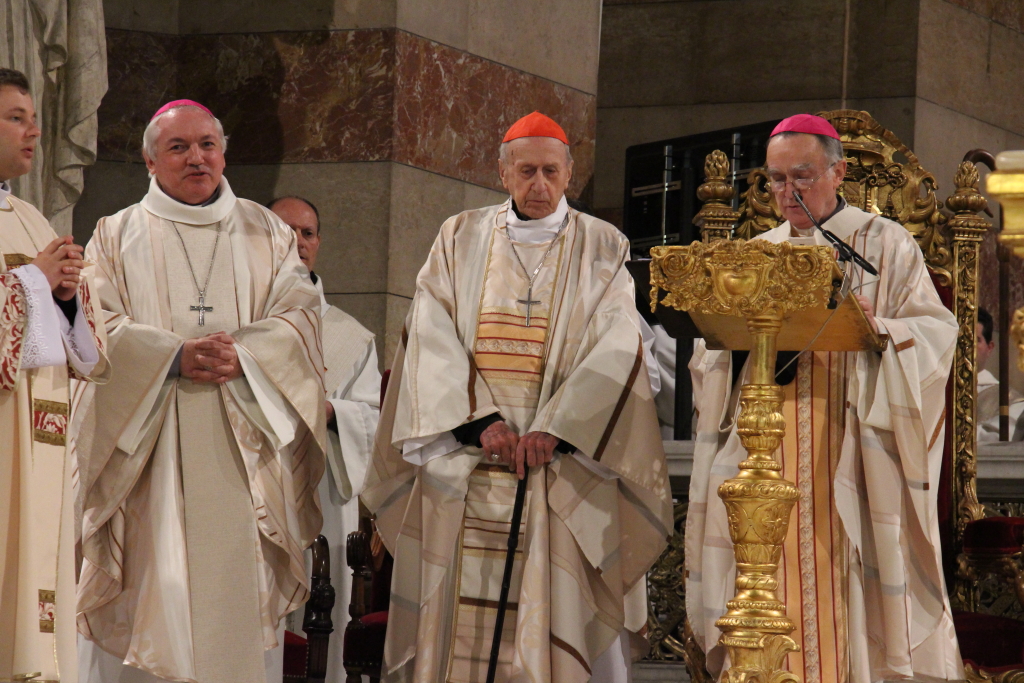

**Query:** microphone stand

left=792, top=191, right=878, bottom=277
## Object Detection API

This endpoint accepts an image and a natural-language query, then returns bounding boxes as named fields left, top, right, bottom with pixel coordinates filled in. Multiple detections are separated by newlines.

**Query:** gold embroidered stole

left=778, top=351, right=849, bottom=683
left=447, top=228, right=564, bottom=682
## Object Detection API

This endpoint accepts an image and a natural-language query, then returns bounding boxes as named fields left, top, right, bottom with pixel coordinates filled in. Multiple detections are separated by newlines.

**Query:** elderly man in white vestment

left=270, top=194, right=380, bottom=679
left=74, top=100, right=326, bottom=683
left=686, top=114, right=963, bottom=683
left=363, top=111, right=673, bottom=683
left=0, top=67, right=108, bottom=683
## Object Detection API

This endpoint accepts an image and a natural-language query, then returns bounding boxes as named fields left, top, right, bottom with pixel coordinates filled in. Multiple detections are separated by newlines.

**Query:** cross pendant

left=190, top=293, right=214, bottom=326
left=517, top=286, right=542, bottom=327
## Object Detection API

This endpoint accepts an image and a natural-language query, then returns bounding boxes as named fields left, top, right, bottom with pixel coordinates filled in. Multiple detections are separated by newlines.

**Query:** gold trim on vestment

left=33, top=399, right=69, bottom=416
left=33, top=429, right=66, bottom=446
left=3, top=252, right=32, bottom=268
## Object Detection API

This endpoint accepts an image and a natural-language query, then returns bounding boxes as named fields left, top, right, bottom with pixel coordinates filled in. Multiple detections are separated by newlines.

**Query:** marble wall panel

left=384, top=293, right=412, bottom=369
left=99, top=29, right=397, bottom=165
left=98, top=30, right=179, bottom=162
left=391, top=31, right=596, bottom=198
left=917, top=0, right=1024, bottom=137
left=396, top=0, right=602, bottom=94
left=98, top=29, right=596, bottom=195
left=598, top=0, right=846, bottom=110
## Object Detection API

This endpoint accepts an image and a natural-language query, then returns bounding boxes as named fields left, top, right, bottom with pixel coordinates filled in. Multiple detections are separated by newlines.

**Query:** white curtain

left=1, top=0, right=107, bottom=235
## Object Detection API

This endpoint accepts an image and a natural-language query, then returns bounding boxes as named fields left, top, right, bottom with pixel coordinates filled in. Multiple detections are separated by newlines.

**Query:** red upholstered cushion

left=343, top=611, right=388, bottom=667
left=954, top=611, right=1024, bottom=669
left=283, top=630, right=308, bottom=677
left=361, top=610, right=389, bottom=627
left=964, top=517, right=1024, bottom=555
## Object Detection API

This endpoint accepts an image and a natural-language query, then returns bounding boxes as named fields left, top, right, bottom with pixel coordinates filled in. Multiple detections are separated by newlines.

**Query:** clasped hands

left=480, top=420, right=558, bottom=480
left=31, top=235, right=84, bottom=301
left=181, top=332, right=243, bottom=383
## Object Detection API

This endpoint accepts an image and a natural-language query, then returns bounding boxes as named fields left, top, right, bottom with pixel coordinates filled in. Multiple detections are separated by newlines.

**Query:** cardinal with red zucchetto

left=363, top=112, right=672, bottom=683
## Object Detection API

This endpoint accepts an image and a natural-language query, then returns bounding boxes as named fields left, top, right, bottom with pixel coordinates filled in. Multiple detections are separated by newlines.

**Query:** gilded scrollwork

left=945, top=161, right=990, bottom=555
left=1012, top=308, right=1024, bottom=373
left=649, top=240, right=836, bottom=319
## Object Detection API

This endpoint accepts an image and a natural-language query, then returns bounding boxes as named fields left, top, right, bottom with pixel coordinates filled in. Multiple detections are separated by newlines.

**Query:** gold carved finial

left=694, top=150, right=739, bottom=242
left=946, top=161, right=988, bottom=217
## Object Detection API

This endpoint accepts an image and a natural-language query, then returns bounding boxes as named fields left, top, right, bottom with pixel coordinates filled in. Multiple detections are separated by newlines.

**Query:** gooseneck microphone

left=792, top=191, right=878, bottom=276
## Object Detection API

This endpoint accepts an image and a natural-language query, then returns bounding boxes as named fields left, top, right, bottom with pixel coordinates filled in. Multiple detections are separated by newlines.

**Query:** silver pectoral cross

left=517, top=286, right=541, bottom=327
left=190, top=293, right=214, bottom=326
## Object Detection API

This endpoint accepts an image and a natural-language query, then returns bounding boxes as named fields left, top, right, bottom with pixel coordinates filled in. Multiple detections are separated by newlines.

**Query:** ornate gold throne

left=645, top=109, right=1024, bottom=682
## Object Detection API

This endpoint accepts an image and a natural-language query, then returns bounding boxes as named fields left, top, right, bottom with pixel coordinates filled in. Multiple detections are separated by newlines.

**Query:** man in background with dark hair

left=270, top=195, right=380, bottom=682
left=0, top=67, right=109, bottom=683
left=976, top=306, right=1024, bottom=442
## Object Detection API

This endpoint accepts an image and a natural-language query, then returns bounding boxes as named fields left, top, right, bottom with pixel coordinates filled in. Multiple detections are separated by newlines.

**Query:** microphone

left=792, top=191, right=878, bottom=276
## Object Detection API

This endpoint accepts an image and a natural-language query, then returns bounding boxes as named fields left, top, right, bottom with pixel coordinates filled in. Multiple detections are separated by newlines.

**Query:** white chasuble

left=363, top=200, right=673, bottom=683
left=687, top=205, right=964, bottom=683
left=74, top=177, right=326, bottom=683
left=0, top=196, right=109, bottom=683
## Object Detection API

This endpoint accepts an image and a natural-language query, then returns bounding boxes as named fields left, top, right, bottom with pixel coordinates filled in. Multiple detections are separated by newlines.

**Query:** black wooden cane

left=485, top=467, right=529, bottom=683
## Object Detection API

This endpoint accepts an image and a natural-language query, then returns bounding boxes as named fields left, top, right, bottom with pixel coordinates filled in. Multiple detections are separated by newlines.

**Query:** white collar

left=141, top=175, right=237, bottom=225
left=0, top=180, right=11, bottom=210
left=503, top=195, right=569, bottom=244
left=978, top=369, right=998, bottom=389
left=312, top=273, right=329, bottom=313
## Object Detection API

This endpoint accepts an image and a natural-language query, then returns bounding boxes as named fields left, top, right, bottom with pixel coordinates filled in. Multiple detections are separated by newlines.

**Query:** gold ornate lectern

left=649, top=239, right=886, bottom=682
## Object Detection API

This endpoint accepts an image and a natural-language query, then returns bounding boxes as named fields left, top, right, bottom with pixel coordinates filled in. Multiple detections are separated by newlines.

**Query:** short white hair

left=142, top=105, right=228, bottom=161
left=498, top=139, right=573, bottom=166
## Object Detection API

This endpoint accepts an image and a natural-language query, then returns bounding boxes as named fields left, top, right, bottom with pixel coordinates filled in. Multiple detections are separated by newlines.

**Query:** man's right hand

left=31, top=236, right=84, bottom=297
left=480, top=420, right=518, bottom=466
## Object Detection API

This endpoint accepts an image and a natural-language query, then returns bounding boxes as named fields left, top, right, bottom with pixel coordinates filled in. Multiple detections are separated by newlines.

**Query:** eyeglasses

left=767, top=162, right=837, bottom=193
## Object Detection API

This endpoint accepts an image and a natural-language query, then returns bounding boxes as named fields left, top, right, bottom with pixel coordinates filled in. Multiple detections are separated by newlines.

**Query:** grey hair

left=770, top=131, right=844, bottom=166
left=498, top=140, right=573, bottom=166
left=142, top=105, right=228, bottom=161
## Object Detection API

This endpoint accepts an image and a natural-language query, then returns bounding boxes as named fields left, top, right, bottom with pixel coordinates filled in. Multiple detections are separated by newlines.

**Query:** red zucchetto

left=502, top=111, right=569, bottom=145
left=151, top=99, right=214, bottom=121
left=770, top=113, right=840, bottom=140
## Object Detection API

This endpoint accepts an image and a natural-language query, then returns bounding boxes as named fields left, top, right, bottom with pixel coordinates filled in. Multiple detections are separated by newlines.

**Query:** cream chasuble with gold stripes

left=364, top=200, right=673, bottom=683
left=0, top=196, right=109, bottom=683
left=687, top=206, right=965, bottom=683
left=74, top=177, right=326, bottom=683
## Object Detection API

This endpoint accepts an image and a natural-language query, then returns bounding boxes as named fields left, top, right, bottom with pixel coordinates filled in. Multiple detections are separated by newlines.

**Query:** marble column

left=75, top=0, right=602, bottom=365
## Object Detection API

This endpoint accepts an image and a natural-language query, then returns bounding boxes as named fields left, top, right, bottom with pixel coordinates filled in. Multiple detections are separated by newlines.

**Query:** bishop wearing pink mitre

left=73, top=100, right=325, bottom=683
left=686, top=114, right=964, bottom=682
left=362, top=112, right=672, bottom=683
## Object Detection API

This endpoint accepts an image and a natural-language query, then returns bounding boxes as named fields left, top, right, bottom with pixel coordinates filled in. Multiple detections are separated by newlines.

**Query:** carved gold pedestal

left=650, top=239, right=852, bottom=683
left=715, top=315, right=801, bottom=683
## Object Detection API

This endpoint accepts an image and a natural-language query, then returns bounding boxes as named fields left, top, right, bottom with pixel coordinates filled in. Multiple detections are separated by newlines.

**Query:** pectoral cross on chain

left=190, top=293, right=214, bottom=326
left=517, top=285, right=542, bottom=327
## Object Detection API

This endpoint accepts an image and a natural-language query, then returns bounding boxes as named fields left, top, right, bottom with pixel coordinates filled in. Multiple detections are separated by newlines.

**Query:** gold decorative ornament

left=694, top=150, right=739, bottom=242
left=649, top=239, right=853, bottom=683
left=945, top=161, right=990, bottom=564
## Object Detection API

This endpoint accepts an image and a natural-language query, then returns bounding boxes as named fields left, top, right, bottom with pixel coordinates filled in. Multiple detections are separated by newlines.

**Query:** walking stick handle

left=485, top=467, right=529, bottom=683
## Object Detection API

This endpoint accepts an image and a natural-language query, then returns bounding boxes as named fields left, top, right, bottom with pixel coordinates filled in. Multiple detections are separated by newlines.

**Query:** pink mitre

left=771, top=113, right=840, bottom=140
left=150, top=99, right=214, bottom=121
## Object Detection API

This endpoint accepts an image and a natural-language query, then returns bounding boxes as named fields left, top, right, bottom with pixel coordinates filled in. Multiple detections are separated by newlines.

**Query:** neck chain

left=171, top=223, right=221, bottom=326
left=503, top=211, right=569, bottom=327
